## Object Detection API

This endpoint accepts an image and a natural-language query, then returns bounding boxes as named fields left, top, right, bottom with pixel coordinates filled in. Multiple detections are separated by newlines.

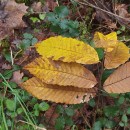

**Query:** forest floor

left=1, top=0, right=130, bottom=130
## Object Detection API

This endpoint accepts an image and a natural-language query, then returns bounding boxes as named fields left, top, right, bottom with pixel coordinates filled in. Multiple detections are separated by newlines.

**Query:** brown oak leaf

left=0, top=0, right=28, bottom=40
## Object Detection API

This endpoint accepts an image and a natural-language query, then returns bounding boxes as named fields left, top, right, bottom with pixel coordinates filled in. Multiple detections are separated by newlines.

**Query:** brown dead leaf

left=115, top=4, right=130, bottom=25
left=46, top=0, right=57, bottom=11
left=11, top=70, right=24, bottom=84
left=0, top=22, right=13, bottom=41
left=106, top=21, right=117, bottom=29
left=4, top=0, right=28, bottom=28
left=44, top=103, right=58, bottom=126
left=21, top=77, right=97, bottom=104
left=0, top=0, right=28, bottom=40
left=31, top=2, right=43, bottom=12
left=2, top=63, right=12, bottom=69
left=32, top=0, right=57, bottom=13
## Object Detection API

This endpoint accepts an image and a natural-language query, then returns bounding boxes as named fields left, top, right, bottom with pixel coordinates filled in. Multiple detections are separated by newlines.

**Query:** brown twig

left=75, top=0, right=130, bottom=22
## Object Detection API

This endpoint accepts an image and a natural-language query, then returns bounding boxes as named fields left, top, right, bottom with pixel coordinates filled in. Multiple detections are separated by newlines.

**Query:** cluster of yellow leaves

left=21, top=37, right=99, bottom=104
left=94, top=32, right=117, bottom=52
left=20, top=32, right=130, bottom=104
left=94, top=32, right=130, bottom=94
left=94, top=32, right=130, bottom=69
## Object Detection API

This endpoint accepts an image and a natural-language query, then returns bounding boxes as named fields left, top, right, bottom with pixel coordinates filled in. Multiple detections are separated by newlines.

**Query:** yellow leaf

left=24, top=57, right=97, bottom=89
left=94, top=32, right=117, bottom=52
left=35, top=36, right=99, bottom=64
left=20, top=77, right=97, bottom=104
left=104, top=42, right=130, bottom=69
left=104, top=62, right=130, bottom=93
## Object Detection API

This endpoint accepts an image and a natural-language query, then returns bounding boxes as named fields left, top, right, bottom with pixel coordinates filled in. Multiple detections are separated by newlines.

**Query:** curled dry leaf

left=11, top=70, right=24, bottom=84
left=35, top=36, right=99, bottom=64
left=115, top=4, right=130, bottom=25
left=0, top=0, right=28, bottom=40
left=20, top=77, right=96, bottom=104
left=94, top=32, right=117, bottom=52
left=104, top=62, right=130, bottom=93
left=24, top=57, right=97, bottom=89
left=104, top=42, right=130, bottom=69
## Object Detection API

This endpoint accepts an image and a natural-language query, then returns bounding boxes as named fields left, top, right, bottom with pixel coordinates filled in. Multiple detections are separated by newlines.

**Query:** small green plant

left=30, top=13, right=46, bottom=23
left=1, top=33, right=38, bottom=64
left=20, top=33, right=38, bottom=50
left=0, top=65, right=49, bottom=129
left=116, top=25, right=126, bottom=35
left=90, top=92, right=130, bottom=129
left=47, top=6, right=79, bottom=37
left=33, top=102, right=50, bottom=116
left=55, top=104, right=83, bottom=130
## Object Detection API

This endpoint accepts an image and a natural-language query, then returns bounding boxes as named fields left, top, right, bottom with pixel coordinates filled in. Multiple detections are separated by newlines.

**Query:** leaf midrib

left=27, top=67, right=96, bottom=83
left=42, top=46, right=96, bottom=59
left=104, top=76, right=130, bottom=87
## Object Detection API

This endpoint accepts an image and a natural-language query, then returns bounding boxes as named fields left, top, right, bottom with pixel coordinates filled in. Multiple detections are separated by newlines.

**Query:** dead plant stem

left=95, top=58, right=104, bottom=127
left=17, top=120, right=46, bottom=130
left=75, top=0, right=130, bottom=22
left=10, top=47, right=14, bottom=65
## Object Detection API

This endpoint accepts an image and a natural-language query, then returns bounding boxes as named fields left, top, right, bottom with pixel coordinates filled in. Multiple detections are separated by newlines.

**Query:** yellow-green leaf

left=24, top=57, right=97, bottom=89
left=20, top=77, right=97, bottom=104
left=104, top=42, right=130, bottom=69
left=104, top=62, right=130, bottom=93
left=35, top=36, right=99, bottom=64
left=94, top=32, right=117, bottom=52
